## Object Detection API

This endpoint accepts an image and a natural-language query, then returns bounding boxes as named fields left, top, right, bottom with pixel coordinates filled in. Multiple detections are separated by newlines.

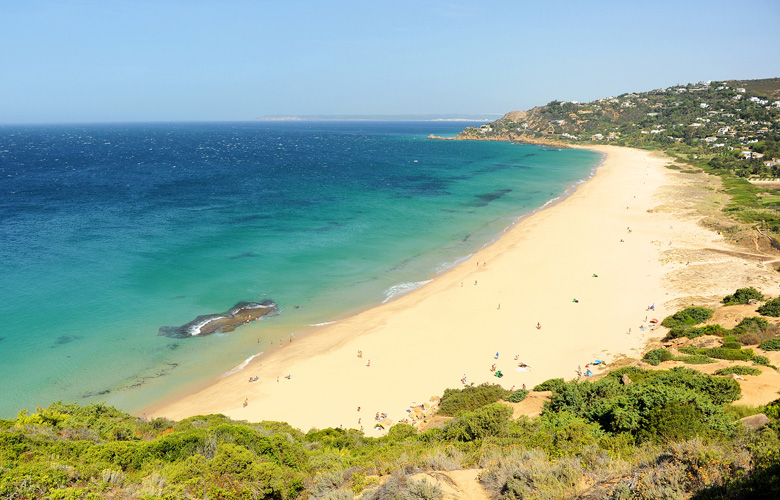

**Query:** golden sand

left=145, top=146, right=776, bottom=436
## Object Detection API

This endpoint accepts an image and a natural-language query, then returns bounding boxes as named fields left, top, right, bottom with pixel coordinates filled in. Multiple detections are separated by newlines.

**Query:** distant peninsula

left=253, top=114, right=502, bottom=122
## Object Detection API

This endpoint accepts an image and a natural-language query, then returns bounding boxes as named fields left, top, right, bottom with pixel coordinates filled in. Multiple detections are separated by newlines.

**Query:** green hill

left=459, top=78, right=780, bottom=235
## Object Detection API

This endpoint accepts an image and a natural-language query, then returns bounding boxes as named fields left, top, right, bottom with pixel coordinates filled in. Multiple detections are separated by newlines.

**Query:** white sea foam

left=223, top=353, right=262, bottom=377
left=382, top=280, right=433, bottom=303
left=309, top=321, right=338, bottom=327
left=187, top=316, right=223, bottom=336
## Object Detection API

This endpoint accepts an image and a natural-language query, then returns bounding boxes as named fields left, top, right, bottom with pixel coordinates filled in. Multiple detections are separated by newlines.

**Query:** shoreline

left=145, top=145, right=668, bottom=433
left=145, top=145, right=770, bottom=436
left=140, top=151, right=603, bottom=418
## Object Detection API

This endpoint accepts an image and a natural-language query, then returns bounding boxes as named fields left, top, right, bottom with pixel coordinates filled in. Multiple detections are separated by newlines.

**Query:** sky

left=1, top=0, right=779, bottom=124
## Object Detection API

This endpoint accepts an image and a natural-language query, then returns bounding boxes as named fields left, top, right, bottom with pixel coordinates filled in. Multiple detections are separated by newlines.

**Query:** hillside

left=456, top=78, right=780, bottom=235
left=460, top=78, right=779, bottom=166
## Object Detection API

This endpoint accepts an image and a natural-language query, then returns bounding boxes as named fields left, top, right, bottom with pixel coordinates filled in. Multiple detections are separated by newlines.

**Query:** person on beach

left=357, top=350, right=362, bottom=358
left=495, top=352, right=499, bottom=359
left=522, top=384, right=526, bottom=390
left=474, top=280, right=478, bottom=285
left=497, top=303, right=501, bottom=310
left=366, top=360, right=371, bottom=367
left=536, top=322, right=541, bottom=329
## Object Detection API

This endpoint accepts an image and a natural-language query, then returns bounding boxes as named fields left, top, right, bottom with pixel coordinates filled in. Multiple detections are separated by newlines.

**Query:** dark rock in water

left=468, top=188, right=512, bottom=207
left=230, top=252, right=259, bottom=260
left=54, top=335, right=83, bottom=345
left=158, top=300, right=278, bottom=338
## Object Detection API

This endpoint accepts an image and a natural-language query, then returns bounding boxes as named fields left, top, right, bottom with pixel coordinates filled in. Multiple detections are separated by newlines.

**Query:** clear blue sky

left=2, top=0, right=779, bottom=123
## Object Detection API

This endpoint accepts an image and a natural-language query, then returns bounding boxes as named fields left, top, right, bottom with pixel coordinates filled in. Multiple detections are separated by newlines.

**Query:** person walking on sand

left=366, top=360, right=371, bottom=367
left=537, top=322, right=541, bottom=329
left=497, top=303, right=501, bottom=310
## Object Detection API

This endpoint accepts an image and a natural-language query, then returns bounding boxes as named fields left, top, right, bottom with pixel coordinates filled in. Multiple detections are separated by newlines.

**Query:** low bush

left=734, top=316, right=770, bottom=333
left=506, top=390, right=529, bottom=403
left=533, top=378, right=565, bottom=393
left=736, top=331, right=769, bottom=346
left=715, top=366, right=763, bottom=376
left=757, top=297, right=780, bottom=317
left=678, top=346, right=699, bottom=355
left=643, top=348, right=673, bottom=366
left=752, top=355, right=772, bottom=366
left=438, top=383, right=508, bottom=416
left=661, top=307, right=714, bottom=328
left=443, top=403, right=513, bottom=441
left=666, top=324, right=729, bottom=340
left=758, top=338, right=780, bottom=351
left=673, top=355, right=716, bottom=364
left=722, top=287, right=765, bottom=305
left=722, top=340, right=742, bottom=349
left=696, top=347, right=755, bottom=361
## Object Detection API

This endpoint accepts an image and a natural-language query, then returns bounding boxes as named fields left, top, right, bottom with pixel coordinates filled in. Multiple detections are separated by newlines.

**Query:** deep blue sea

left=0, top=121, right=600, bottom=417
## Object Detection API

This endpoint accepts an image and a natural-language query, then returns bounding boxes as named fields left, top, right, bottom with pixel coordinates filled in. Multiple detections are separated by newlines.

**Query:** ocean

left=0, top=121, right=600, bottom=417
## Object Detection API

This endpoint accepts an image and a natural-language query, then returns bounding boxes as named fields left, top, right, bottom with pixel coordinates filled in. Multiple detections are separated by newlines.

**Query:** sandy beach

left=146, top=145, right=778, bottom=436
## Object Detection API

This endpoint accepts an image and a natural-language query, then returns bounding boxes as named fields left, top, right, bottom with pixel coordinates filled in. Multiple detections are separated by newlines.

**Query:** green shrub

left=438, top=383, right=509, bottom=416
left=758, top=297, right=780, bottom=317
left=733, top=316, right=770, bottom=333
left=759, top=338, right=780, bottom=351
left=506, top=390, right=529, bottom=403
left=696, top=347, right=755, bottom=361
left=386, top=423, right=417, bottom=440
left=443, top=403, right=513, bottom=441
left=722, top=287, right=765, bottom=305
left=643, top=348, right=673, bottom=366
left=533, top=378, right=565, bottom=393
left=661, top=307, right=714, bottom=328
left=752, top=355, right=772, bottom=366
left=673, top=355, right=716, bottom=364
left=722, top=340, right=742, bottom=349
left=678, top=346, right=699, bottom=355
left=667, top=324, right=729, bottom=340
left=639, top=402, right=716, bottom=442
left=715, top=366, right=763, bottom=376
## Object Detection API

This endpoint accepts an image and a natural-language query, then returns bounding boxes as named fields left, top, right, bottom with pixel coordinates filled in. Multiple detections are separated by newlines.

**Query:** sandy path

left=145, top=146, right=767, bottom=436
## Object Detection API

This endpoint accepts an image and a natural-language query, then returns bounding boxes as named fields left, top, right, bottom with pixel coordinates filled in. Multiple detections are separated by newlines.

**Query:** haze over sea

left=0, top=121, right=600, bottom=417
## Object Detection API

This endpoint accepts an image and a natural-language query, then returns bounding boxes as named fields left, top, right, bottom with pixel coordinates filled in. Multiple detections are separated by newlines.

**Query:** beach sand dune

left=146, top=146, right=778, bottom=436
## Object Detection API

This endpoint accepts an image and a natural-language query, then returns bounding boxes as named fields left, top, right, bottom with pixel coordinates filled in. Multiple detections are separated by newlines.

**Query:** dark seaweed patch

left=230, top=252, right=259, bottom=259
left=54, top=335, right=83, bottom=345
left=467, top=189, right=512, bottom=207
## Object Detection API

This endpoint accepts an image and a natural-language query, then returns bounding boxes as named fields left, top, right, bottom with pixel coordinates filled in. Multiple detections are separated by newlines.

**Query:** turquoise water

left=0, top=121, right=600, bottom=417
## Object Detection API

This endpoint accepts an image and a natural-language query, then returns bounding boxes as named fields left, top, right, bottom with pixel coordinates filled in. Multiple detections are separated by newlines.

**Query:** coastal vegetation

left=4, top=79, right=780, bottom=499
left=2, top=371, right=779, bottom=499
left=460, top=78, right=780, bottom=237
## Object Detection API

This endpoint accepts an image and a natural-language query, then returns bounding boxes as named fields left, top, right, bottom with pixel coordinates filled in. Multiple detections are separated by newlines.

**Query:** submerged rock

left=158, top=300, right=278, bottom=338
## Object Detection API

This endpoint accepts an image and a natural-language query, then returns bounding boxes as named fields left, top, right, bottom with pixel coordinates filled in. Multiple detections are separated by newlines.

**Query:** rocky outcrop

left=740, top=413, right=770, bottom=431
left=158, top=300, right=278, bottom=338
